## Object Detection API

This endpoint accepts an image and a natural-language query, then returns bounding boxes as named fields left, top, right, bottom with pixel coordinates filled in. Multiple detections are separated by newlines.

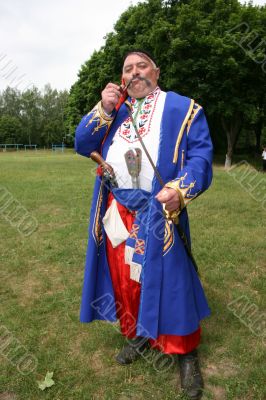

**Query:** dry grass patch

left=0, top=393, right=17, bottom=400
left=205, top=384, right=226, bottom=400
left=6, top=263, right=70, bottom=307
left=204, top=359, right=239, bottom=379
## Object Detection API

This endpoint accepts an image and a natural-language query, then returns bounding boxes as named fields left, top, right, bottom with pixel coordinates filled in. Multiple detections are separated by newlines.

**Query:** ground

left=0, top=150, right=265, bottom=400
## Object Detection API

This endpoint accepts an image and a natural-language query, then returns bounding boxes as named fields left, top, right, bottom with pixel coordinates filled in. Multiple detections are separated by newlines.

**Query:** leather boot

left=178, top=349, right=204, bottom=400
left=115, top=337, right=150, bottom=365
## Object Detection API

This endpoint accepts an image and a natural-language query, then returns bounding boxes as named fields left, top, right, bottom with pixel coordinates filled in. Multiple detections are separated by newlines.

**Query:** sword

left=91, top=89, right=199, bottom=274
left=124, top=100, right=199, bottom=274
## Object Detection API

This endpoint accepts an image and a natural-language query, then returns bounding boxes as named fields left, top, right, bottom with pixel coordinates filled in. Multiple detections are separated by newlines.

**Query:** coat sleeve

left=74, top=101, right=116, bottom=157
left=165, top=105, right=213, bottom=210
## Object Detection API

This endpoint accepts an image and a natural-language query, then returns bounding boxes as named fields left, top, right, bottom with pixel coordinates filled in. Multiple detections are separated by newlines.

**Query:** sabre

left=123, top=99, right=199, bottom=273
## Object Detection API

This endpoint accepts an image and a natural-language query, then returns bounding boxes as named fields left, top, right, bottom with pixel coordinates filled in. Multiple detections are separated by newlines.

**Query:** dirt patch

left=67, top=331, right=88, bottom=355
left=204, top=358, right=239, bottom=379
left=90, top=350, right=105, bottom=376
left=37, top=205, right=63, bottom=216
left=0, top=393, right=17, bottom=400
left=7, top=263, right=72, bottom=307
left=205, top=385, right=226, bottom=400
left=91, top=387, right=105, bottom=400
left=8, top=273, right=42, bottom=306
left=38, top=222, right=70, bottom=233
left=118, top=394, right=146, bottom=400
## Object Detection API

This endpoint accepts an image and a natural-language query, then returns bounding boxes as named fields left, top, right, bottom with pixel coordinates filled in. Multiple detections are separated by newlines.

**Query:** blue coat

left=75, top=91, right=213, bottom=339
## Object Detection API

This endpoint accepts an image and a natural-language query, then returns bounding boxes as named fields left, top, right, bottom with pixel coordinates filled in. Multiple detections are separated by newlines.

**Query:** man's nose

left=131, top=66, right=140, bottom=77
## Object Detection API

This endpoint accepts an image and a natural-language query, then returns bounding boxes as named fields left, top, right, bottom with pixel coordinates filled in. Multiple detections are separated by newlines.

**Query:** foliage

left=0, top=85, right=70, bottom=147
left=67, top=0, right=266, bottom=164
left=0, top=115, right=23, bottom=144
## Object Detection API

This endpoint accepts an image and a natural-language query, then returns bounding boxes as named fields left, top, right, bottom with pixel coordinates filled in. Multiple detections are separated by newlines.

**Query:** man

left=75, top=50, right=213, bottom=400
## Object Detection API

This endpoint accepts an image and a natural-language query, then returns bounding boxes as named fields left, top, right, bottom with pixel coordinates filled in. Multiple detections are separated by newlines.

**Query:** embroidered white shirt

left=106, top=88, right=166, bottom=192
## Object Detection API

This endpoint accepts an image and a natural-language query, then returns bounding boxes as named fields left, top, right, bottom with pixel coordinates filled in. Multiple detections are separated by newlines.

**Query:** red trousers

left=106, top=193, right=201, bottom=354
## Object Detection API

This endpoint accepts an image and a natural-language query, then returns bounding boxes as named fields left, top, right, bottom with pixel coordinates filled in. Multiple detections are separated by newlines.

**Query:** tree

left=0, top=87, right=21, bottom=119
left=0, top=115, right=23, bottom=144
left=40, top=84, right=69, bottom=146
left=0, top=85, right=69, bottom=146
left=67, top=0, right=266, bottom=166
left=20, top=87, right=42, bottom=145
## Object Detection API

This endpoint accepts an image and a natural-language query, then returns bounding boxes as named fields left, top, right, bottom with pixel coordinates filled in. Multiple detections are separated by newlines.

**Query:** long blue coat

left=75, top=91, right=213, bottom=339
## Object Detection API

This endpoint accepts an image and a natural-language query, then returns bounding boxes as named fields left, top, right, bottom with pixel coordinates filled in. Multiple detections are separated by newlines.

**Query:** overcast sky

left=0, top=0, right=265, bottom=93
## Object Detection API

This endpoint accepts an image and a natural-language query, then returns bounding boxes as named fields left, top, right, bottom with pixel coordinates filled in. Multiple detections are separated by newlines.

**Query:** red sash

left=106, top=193, right=201, bottom=354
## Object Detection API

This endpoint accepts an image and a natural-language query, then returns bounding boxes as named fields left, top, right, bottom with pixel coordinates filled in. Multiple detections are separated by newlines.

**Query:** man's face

left=122, top=53, right=160, bottom=98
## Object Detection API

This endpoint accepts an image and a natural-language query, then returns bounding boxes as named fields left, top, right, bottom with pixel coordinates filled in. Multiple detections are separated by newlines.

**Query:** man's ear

left=156, top=68, right=160, bottom=80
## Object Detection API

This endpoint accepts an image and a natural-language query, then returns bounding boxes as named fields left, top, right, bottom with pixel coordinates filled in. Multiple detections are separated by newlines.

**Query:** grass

left=0, top=150, right=265, bottom=400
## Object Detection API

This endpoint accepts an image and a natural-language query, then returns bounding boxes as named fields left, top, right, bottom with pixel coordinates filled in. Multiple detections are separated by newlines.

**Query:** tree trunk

left=254, top=119, right=263, bottom=154
left=221, top=114, right=242, bottom=169
left=28, top=126, right=31, bottom=146
left=225, top=148, right=233, bottom=169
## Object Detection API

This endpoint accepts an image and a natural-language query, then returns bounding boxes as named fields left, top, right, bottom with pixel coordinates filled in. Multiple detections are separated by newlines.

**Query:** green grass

left=0, top=151, right=265, bottom=400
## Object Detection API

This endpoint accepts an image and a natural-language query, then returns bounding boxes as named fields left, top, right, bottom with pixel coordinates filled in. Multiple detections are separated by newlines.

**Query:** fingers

left=164, top=200, right=180, bottom=212
left=155, top=188, right=175, bottom=203
left=101, top=83, right=122, bottom=114
left=103, top=162, right=114, bottom=175
left=103, top=83, right=121, bottom=98
left=105, top=82, right=121, bottom=91
left=156, top=188, right=180, bottom=212
left=102, top=83, right=121, bottom=102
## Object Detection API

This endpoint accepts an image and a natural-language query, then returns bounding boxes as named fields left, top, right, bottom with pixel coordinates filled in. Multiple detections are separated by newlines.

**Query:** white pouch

left=129, top=262, right=142, bottom=283
left=102, top=199, right=130, bottom=248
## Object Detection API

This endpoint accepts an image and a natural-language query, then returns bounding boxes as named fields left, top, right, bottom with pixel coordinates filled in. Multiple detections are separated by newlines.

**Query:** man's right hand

left=101, top=83, right=122, bottom=114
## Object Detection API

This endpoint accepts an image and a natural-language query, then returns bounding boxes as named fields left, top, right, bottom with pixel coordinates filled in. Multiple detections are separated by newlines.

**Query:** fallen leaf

left=37, top=371, right=55, bottom=391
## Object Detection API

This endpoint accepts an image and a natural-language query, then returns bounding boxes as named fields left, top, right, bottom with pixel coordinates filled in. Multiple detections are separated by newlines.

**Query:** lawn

left=0, top=151, right=265, bottom=400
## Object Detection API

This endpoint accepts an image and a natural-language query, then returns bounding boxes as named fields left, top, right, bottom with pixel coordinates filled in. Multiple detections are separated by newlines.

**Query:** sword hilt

left=90, top=151, right=118, bottom=187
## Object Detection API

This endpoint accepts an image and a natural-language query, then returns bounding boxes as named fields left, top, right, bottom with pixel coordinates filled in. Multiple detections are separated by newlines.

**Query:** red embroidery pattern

left=130, top=224, right=140, bottom=240
left=118, top=87, right=161, bottom=143
left=135, top=239, right=145, bottom=255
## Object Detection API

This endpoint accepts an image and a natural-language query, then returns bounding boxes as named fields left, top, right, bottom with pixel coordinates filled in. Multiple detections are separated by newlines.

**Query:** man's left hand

left=155, top=188, right=180, bottom=212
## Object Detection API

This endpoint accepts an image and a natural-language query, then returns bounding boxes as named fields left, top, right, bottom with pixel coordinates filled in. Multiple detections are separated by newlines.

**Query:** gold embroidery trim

left=85, top=101, right=114, bottom=134
left=181, top=149, right=185, bottom=170
left=163, top=221, right=174, bottom=254
left=186, top=103, right=202, bottom=135
left=98, top=101, right=114, bottom=121
left=92, top=181, right=103, bottom=246
left=173, top=99, right=195, bottom=164
left=165, top=175, right=200, bottom=211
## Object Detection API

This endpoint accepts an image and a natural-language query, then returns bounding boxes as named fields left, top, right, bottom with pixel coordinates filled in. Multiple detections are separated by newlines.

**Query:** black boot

left=115, top=337, right=150, bottom=365
left=178, top=349, right=204, bottom=400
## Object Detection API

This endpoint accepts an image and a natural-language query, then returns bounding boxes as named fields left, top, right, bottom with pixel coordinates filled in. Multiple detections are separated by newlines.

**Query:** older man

left=75, top=50, right=213, bottom=400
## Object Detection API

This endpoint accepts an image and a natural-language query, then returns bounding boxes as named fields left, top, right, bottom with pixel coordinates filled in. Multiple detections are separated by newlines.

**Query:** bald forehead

left=123, top=53, right=156, bottom=70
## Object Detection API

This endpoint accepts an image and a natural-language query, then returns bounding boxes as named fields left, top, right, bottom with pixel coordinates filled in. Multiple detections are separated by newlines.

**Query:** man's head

left=122, top=50, right=160, bottom=98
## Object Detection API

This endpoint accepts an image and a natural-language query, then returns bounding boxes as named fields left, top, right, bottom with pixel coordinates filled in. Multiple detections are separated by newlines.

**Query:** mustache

left=127, top=75, right=152, bottom=88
